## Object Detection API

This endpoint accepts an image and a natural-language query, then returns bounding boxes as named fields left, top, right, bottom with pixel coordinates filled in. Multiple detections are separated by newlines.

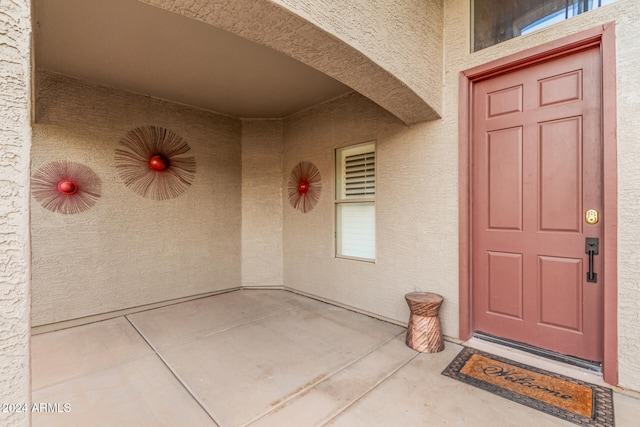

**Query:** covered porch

left=31, top=290, right=640, bottom=426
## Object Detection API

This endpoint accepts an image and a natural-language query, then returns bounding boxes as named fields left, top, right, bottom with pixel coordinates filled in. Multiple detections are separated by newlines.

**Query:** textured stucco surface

left=0, top=0, right=31, bottom=424
left=282, top=92, right=459, bottom=337
left=272, top=0, right=444, bottom=119
left=241, top=120, right=284, bottom=287
left=31, top=72, right=242, bottom=326
left=609, top=1, right=640, bottom=394
left=137, top=0, right=443, bottom=124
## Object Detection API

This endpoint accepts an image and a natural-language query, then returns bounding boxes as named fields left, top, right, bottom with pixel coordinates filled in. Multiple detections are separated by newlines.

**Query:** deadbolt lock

left=585, top=209, right=599, bottom=225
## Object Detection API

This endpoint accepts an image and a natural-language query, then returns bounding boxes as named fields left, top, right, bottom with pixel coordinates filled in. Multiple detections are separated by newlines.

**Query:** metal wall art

left=114, top=126, right=196, bottom=200
left=31, top=160, right=102, bottom=214
left=287, top=161, right=321, bottom=213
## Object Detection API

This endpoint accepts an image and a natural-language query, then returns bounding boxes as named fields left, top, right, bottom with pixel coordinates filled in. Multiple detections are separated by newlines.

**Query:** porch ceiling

left=33, top=0, right=352, bottom=119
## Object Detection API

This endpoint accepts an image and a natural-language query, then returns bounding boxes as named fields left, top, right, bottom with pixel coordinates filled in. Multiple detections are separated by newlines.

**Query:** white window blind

left=344, top=151, right=375, bottom=198
left=336, top=203, right=375, bottom=259
left=335, top=142, right=376, bottom=261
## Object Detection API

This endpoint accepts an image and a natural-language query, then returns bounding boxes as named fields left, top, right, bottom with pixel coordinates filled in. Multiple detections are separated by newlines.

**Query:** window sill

left=335, top=254, right=376, bottom=264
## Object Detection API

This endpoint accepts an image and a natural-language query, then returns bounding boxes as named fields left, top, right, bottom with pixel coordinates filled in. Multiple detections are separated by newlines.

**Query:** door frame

left=458, top=24, right=618, bottom=384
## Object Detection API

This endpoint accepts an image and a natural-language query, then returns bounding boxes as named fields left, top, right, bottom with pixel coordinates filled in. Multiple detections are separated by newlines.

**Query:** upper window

left=472, top=0, right=619, bottom=52
left=335, top=142, right=376, bottom=261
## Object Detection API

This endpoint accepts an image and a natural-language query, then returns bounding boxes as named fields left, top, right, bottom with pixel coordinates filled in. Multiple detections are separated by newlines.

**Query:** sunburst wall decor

left=31, top=160, right=102, bottom=215
left=114, top=126, right=196, bottom=200
left=288, top=161, right=321, bottom=213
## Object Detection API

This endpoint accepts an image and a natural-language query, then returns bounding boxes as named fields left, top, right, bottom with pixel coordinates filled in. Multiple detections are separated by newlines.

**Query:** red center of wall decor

left=57, top=179, right=78, bottom=195
left=298, top=180, right=309, bottom=194
left=149, top=155, right=169, bottom=171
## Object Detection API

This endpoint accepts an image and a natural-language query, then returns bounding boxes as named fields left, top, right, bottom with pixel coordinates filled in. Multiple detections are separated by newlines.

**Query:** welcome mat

left=442, top=347, right=614, bottom=426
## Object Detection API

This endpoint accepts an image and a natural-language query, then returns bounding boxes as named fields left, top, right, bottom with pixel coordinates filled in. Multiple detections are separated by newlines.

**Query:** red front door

left=472, top=46, right=603, bottom=362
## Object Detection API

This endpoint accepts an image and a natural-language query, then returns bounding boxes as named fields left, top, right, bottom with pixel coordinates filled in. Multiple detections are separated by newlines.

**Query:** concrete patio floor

left=31, top=289, right=639, bottom=426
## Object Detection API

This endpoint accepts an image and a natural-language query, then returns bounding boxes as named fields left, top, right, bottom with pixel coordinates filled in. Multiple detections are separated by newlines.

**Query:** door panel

left=538, top=256, right=583, bottom=331
left=488, top=127, right=523, bottom=230
left=487, top=251, right=523, bottom=319
left=539, top=117, right=582, bottom=232
left=539, top=70, right=582, bottom=107
left=487, top=85, right=523, bottom=117
left=472, top=46, right=603, bottom=362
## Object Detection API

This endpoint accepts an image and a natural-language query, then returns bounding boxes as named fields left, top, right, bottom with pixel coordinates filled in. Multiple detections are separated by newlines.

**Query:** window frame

left=334, top=141, right=376, bottom=262
left=471, top=0, right=619, bottom=52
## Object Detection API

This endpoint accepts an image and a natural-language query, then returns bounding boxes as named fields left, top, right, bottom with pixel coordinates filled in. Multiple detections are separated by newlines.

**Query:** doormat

left=442, top=347, right=614, bottom=426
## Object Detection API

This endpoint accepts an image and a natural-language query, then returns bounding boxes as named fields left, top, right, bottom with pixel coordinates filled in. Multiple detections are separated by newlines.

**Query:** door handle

left=585, top=237, right=599, bottom=283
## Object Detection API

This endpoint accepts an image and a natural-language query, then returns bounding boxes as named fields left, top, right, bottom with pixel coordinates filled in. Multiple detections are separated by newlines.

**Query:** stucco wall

left=241, top=119, right=284, bottom=287
left=31, top=71, right=242, bottom=327
left=138, top=0, right=442, bottom=124
left=282, top=92, right=459, bottom=336
left=272, top=0, right=444, bottom=119
left=615, top=4, right=640, bottom=394
left=0, top=0, right=31, bottom=424
left=616, top=0, right=640, bottom=391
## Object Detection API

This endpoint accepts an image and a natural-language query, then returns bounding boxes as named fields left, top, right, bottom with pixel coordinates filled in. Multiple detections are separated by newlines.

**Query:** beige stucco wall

left=272, top=0, right=444, bottom=120
left=0, top=0, right=31, bottom=426
left=609, top=2, right=640, bottom=394
left=31, top=71, right=242, bottom=327
left=241, top=119, right=284, bottom=287
left=0, top=0, right=31, bottom=424
left=282, top=92, right=458, bottom=334
left=138, top=0, right=442, bottom=124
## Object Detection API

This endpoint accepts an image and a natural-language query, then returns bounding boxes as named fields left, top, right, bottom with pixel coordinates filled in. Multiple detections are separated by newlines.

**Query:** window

left=472, top=0, right=619, bottom=52
left=335, top=142, right=376, bottom=261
